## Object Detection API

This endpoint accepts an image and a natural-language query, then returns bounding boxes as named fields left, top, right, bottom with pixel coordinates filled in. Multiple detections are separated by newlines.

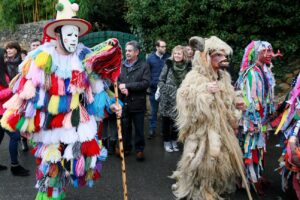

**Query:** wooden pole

left=113, top=82, right=128, bottom=200
left=214, top=94, right=253, bottom=200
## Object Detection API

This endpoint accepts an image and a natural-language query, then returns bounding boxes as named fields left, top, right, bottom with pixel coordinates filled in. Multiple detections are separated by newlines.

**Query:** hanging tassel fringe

left=81, top=139, right=100, bottom=157
left=48, top=95, right=60, bottom=115
left=19, top=80, right=36, bottom=100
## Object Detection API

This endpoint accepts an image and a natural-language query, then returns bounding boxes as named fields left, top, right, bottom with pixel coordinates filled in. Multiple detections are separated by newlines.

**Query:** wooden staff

left=214, top=94, right=253, bottom=200
left=113, top=82, right=128, bottom=200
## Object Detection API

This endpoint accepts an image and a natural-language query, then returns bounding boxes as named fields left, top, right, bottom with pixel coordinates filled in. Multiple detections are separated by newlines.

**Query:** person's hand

left=119, top=83, right=126, bottom=90
left=206, top=81, right=220, bottom=94
left=121, top=88, right=128, bottom=96
left=110, top=103, right=122, bottom=118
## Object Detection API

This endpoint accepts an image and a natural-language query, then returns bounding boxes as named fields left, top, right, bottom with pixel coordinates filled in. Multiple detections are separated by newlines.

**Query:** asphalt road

left=0, top=123, right=295, bottom=200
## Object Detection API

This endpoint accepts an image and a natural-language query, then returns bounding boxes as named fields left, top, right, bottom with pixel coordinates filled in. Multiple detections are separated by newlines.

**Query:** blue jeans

left=149, top=92, right=159, bottom=132
left=7, top=132, right=20, bottom=165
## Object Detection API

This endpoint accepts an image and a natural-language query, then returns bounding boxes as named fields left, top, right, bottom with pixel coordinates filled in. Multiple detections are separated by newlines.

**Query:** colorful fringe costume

left=171, top=36, right=243, bottom=200
left=0, top=41, right=119, bottom=199
left=236, top=41, right=276, bottom=184
left=276, top=73, right=300, bottom=198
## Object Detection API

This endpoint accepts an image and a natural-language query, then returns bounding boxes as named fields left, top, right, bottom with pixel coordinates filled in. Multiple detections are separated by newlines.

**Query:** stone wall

left=0, top=21, right=47, bottom=51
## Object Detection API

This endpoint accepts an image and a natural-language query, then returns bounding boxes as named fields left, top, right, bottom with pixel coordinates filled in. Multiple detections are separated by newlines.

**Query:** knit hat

left=43, top=0, right=92, bottom=40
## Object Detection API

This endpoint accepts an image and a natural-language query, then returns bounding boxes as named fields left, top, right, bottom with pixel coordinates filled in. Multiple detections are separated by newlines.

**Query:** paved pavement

left=0, top=125, right=295, bottom=200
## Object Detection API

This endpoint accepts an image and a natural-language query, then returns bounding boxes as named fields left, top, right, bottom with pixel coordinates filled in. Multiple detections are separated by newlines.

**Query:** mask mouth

left=219, top=59, right=229, bottom=68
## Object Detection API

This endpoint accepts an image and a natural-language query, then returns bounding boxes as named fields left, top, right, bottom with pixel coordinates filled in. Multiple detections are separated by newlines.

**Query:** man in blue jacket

left=147, top=39, right=169, bottom=139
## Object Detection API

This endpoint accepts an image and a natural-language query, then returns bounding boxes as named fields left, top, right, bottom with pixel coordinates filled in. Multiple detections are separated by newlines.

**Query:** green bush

left=125, top=0, right=300, bottom=80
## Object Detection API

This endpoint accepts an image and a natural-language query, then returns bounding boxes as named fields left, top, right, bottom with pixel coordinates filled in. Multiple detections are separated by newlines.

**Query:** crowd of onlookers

left=0, top=39, right=41, bottom=176
left=112, top=39, right=194, bottom=161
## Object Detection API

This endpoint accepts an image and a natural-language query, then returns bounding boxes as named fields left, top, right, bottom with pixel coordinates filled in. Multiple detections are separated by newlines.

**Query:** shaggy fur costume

left=171, top=36, right=243, bottom=200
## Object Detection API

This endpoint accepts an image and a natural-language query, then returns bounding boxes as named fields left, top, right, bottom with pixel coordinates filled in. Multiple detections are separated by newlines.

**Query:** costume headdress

left=43, top=0, right=92, bottom=40
left=239, top=40, right=272, bottom=73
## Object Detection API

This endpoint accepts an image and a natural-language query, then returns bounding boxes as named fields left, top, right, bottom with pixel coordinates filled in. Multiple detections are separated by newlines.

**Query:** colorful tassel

left=25, top=102, right=36, bottom=118
left=63, top=144, right=74, bottom=161
left=16, top=77, right=27, bottom=94
left=42, top=144, right=61, bottom=163
left=25, top=62, right=45, bottom=87
left=7, top=112, right=21, bottom=131
left=35, top=51, right=50, bottom=70
left=3, top=94, right=23, bottom=110
left=36, top=88, right=46, bottom=108
left=16, top=116, right=26, bottom=131
left=81, top=139, right=100, bottom=157
left=70, top=93, right=79, bottom=110
left=57, top=78, right=65, bottom=96
left=20, top=118, right=29, bottom=132
left=79, top=105, right=90, bottom=123
left=64, top=78, right=71, bottom=95
left=49, top=164, right=59, bottom=178
left=34, top=110, right=41, bottom=132
left=72, top=142, right=81, bottom=159
left=75, top=155, right=85, bottom=177
left=78, top=116, right=97, bottom=142
left=48, top=95, right=60, bottom=115
left=58, top=95, right=68, bottom=113
left=50, top=114, right=64, bottom=128
left=21, top=58, right=32, bottom=76
left=19, top=80, right=36, bottom=100
left=49, top=75, right=59, bottom=96
left=62, top=111, right=72, bottom=129
left=27, top=118, right=35, bottom=133
left=71, top=108, right=80, bottom=128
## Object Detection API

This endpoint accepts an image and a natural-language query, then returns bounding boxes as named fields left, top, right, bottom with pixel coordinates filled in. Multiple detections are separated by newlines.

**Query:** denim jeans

left=122, top=111, right=145, bottom=152
left=149, top=92, right=159, bottom=132
left=7, top=132, right=20, bottom=165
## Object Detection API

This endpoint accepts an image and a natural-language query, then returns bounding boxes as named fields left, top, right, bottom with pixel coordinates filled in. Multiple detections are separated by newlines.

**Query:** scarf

left=6, top=55, right=22, bottom=79
left=172, top=61, right=189, bottom=87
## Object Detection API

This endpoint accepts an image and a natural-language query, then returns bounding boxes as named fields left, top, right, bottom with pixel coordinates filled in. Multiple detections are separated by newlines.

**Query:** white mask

left=60, top=25, right=79, bottom=53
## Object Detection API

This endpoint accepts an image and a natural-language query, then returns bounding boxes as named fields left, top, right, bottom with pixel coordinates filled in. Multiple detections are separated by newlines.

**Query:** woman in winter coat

left=158, top=45, right=191, bottom=152
left=0, top=47, right=29, bottom=176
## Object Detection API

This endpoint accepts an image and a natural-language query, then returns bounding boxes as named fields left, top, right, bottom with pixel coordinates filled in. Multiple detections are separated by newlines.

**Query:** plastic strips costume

left=276, top=73, right=300, bottom=198
left=0, top=42, right=116, bottom=199
left=235, top=41, right=276, bottom=183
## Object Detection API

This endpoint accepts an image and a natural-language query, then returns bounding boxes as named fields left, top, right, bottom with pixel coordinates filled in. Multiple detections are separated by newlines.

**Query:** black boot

left=11, top=165, right=30, bottom=176
left=0, top=164, right=7, bottom=171
left=21, top=137, right=29, bottom=152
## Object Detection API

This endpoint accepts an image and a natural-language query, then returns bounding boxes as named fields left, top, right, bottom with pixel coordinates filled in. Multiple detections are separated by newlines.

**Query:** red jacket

left=0, top=75, right=12, bottom=115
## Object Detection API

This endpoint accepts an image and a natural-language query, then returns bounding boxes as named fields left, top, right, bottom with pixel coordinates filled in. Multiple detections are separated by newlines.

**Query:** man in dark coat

left=118, top=40, right=150, bottom=161
left=146, top=39, right=169, bottom=138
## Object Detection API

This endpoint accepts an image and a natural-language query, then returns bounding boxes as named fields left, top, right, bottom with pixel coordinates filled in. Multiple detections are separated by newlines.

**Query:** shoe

left=11, top=165, right=30, bottom=176
left=136, top=151, right=145, bottom=161
left=147, top=130, right=156, bottom=139
left=21, top=138, right=29, bottom=152
left=164, top=142, right=173, bottom=152
left=0, top=164, right=7, bottom=171
left=171, top=141, right=179, bottom=152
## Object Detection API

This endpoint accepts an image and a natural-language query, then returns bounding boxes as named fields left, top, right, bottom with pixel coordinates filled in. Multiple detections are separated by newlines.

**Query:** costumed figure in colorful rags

left=236, top=40, right=282, bottom=195
left=0, top=0, right=122, bottom=199
left=171, top=36, right=246, bottom=200
left=276, top=73, right=300, bottom=199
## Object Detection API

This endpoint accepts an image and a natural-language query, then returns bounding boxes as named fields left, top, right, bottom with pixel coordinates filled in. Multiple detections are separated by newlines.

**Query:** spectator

left=118, top=40, right=150, bottom=161
left=185, top=45, right=194, bottom=61
left=5, top=41, right=22, bottom=80
left=146, top=39, right=169, bottom=139
left=158, top=45, right=191, bottom=152
left=5, top=41, right=29, bottom=152
left=0, top=48, right=29, bottom=176
left=30, top=38, right=41, bottom=51
left=20, top=49, right=27, bottom=61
